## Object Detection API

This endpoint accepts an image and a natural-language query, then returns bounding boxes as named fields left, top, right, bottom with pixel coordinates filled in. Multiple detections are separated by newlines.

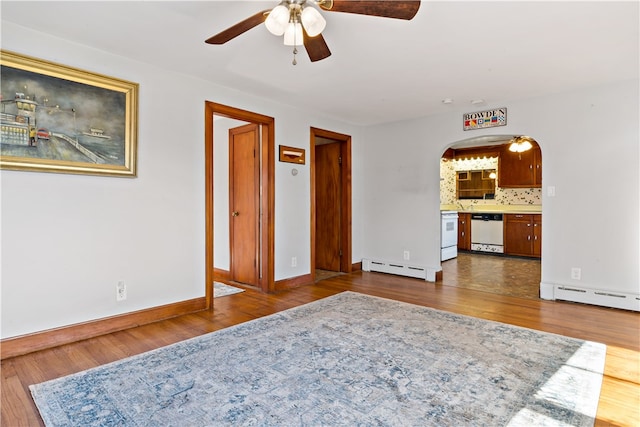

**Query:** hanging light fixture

left=283, top=21, right=303, bottom=46
left=264, top=4, right=290, bottom=35
left=300, top=5, right=326, bottom=36
left=265, top=1, right=327, bottom=64
left=508, top=135, right=535, bottom=153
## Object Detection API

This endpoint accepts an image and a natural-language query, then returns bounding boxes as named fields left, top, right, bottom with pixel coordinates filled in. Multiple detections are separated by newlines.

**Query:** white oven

left=441, top=211, right=458, bottom=261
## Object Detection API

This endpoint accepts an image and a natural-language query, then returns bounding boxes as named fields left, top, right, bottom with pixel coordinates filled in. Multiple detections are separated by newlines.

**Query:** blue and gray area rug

left=30, top=292, right=606, bottom=426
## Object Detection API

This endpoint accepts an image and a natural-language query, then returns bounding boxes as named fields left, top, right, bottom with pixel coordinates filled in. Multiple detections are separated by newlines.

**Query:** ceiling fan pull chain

left=292, top=47, right=298, bottom=65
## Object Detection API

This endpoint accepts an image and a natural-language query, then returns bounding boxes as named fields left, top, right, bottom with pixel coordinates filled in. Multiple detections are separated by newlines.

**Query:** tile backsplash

left=440, top=157, right=541, bottom=206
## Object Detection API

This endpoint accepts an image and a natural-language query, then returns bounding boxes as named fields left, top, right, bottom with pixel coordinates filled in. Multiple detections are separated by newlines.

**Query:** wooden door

left=229, top=124, right=259, bottom=285
left=315, top=142, right=341, bottom=271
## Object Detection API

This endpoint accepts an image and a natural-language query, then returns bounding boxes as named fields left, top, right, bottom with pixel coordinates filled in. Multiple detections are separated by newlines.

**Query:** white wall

left=0, top=22, right=362, bottom=338
left=2, top=21, right=637, bottom=340
left=360, top=79, right=639, bottom=298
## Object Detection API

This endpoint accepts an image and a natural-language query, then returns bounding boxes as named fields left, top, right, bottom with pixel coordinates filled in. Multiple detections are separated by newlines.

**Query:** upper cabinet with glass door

left=457, top=169, right=496, bottom=199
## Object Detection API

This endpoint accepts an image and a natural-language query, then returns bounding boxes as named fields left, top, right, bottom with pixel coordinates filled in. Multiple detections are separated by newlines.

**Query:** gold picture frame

left=0, top=50, right=138, bottom=177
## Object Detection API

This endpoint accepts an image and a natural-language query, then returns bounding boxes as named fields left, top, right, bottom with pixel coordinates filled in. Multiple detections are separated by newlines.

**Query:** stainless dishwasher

left=471, top=213, right=504, bottom=253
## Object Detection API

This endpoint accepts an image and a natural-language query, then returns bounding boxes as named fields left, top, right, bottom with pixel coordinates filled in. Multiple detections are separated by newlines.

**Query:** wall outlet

left=291, top=257, right=297, bottom=268
left=571, top=268, right=581, bottom=280
left=116, top=280, right=127, bottom=301
left=403, top=251, right=410, bottom=261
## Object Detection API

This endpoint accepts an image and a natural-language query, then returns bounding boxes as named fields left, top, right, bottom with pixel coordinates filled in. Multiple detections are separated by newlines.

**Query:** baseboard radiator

left=362, top=259, right=439, bottom=281
left=541, top=282, right=640, bottom=312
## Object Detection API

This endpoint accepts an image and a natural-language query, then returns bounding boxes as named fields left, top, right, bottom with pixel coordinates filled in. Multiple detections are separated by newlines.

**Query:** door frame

left=310, top=127, right=352, bottom=281
left=205, top=101, right=275, bottom=308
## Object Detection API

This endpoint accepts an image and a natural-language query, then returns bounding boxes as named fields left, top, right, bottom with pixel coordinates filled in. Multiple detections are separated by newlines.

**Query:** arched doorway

left=438, top=134, right=543, bottom=299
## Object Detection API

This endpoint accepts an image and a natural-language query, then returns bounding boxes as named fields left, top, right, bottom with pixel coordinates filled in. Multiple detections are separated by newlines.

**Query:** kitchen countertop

left=440, top=204, right=542, bottom=214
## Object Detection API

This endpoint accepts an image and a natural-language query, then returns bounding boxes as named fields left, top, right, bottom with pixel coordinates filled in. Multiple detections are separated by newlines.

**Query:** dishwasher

left=471, top=213, right=504, bottom=253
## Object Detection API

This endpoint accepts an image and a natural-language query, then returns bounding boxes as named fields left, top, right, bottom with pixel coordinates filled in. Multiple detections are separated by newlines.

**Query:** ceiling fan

left=205, top=0, right=421, bottom=64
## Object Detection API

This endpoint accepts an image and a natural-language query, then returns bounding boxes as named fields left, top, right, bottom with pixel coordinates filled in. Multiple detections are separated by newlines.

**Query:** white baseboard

left=540, top=281, right=639, bottom=311
left=362, top=259, right=440, bottom=282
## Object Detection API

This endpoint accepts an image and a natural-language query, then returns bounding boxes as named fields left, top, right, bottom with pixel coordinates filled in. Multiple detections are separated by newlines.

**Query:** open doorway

left=204, top=102, right=275, bottom=308
left=310, top=127, right=352, bottom=282
left=439, top=135, right=542, bottom=300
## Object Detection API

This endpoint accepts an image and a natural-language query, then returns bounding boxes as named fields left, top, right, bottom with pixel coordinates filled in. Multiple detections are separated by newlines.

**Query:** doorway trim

left=310, top=127, right=352, bottom=281
left=205, top=101, right=275, bottom=308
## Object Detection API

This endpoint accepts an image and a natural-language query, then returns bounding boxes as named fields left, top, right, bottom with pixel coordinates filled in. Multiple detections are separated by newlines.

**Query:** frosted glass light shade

left=301, top=6, right=326, bottom=37
left=509, top=141, right=533, bottom=153
left=284, top=22, right=303, bottom=46
left=265, top=5, right=289, bottom=36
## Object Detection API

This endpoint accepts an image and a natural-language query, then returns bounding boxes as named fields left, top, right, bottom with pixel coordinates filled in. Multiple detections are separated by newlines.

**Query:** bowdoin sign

left=463, top=108, right=507, bottom=131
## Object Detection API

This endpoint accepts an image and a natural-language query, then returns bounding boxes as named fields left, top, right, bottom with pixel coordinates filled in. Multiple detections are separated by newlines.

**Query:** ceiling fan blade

left=304, top=30, right=332, bottom=62
left=205, top=9, right=270, bottom=44
left=319, top=0, right=420, bottom=20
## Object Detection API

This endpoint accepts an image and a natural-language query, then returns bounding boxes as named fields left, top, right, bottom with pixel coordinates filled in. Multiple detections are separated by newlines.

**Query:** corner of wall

left=539, top=281, right=555, bottom=300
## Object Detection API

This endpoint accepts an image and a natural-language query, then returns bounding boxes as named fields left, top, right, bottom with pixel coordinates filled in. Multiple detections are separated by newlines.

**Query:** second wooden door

left=315, top=142, right=342, bottom=271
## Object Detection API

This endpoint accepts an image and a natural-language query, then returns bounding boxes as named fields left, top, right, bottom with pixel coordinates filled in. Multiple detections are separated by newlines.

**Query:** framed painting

left=0, top=50, right=138, bottom=177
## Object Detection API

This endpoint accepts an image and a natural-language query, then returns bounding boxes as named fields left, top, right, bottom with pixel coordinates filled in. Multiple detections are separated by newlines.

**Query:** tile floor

left=440, top=252, right=541, bottom=299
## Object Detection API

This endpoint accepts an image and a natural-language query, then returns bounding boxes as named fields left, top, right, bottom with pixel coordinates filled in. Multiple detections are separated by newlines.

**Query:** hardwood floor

left=2, top=269, right=638, bottom=426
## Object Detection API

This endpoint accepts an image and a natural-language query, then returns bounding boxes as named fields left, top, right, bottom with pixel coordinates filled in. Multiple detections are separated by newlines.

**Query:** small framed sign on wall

left=279, top=145, right=305, bottom=164
left=463, top=108, right=507, bottom=131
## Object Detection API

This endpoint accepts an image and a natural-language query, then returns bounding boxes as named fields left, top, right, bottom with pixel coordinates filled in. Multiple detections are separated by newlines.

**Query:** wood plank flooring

left=2, top=261, right=639, bottom=426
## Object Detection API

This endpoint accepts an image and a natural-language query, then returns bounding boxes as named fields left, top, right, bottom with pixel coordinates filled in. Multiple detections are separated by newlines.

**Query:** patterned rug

left=213, top=282, right=245, bottom=298
left=30, top=292, right=606, bottom=426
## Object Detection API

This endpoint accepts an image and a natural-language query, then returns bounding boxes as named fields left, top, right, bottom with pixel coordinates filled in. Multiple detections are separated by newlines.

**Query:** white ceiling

left=2, top=1, right=638, bottom=126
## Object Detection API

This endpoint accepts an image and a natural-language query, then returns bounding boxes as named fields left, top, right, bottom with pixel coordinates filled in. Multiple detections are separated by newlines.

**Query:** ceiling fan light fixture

left=283, top=21, right=303, bottom=46
left=301, top=6, right=326, bottom=37
left=508, top=136, right=535, bottom=153
left=265, top=4, right=289, bottom=36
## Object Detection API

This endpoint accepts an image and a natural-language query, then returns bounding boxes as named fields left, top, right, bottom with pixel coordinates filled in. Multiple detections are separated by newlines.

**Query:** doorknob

left=232, top=211, right=239, bottom=217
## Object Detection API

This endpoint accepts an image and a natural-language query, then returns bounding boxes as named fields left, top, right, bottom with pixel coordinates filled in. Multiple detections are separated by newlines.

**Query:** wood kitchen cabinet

left=504, top=214, right=541, bottom=258
left=498, top=143, right=542, bottom=188
left=457, top=170, right=496, bottom=200
left=458, top=213, right=471, bottom=250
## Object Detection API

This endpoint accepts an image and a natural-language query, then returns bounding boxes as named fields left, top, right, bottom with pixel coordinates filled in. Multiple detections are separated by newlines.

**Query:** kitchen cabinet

left=458, top=213, right=471, bottom=250
left=498, top=144, right=542, bottom=188
left=457, top=170, right=496, bottom=199
left=504, top=214, right=541, bottom=258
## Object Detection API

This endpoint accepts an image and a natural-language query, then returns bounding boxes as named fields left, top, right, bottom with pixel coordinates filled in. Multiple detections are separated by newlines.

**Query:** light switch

left=547, top=186, right=556, bottom=197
